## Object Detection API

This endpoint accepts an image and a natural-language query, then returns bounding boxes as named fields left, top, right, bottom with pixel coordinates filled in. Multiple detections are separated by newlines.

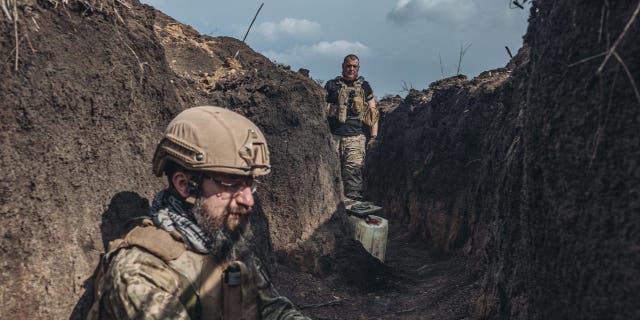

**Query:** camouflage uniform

left=332, top=134, right=366, bottom=200
left=325, top=76, right=375, bottom=200
left=87, top=107, right=308, bottom=320
left=88, top=223, right=309, bottom=320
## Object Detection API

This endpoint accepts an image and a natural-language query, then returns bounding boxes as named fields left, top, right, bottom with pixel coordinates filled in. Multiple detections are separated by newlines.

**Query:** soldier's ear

left=172, top=172, right=191, bottom=198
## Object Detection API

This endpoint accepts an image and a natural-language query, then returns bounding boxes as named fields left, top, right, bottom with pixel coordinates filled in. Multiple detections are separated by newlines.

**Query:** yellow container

left=348, top=215, right=388, bottom=262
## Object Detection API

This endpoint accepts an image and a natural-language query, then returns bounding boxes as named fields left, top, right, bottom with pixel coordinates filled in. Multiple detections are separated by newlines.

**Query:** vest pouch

left=338, top=104, right=347, bottom=123
left=351, top=96, right=365, bottom=115
left=328, top=103, right=347, bottom=124
left=223, top=261, right=258, bottom=320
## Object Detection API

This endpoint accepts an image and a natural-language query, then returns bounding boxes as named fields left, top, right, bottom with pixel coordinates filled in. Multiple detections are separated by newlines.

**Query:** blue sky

left=141, top=0, right=530, bottom=96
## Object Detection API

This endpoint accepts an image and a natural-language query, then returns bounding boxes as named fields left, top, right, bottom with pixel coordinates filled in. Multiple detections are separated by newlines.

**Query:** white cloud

left=262, top=40, right=370, bottom=65
left=254, top=18, right=321, bottom=41
left=387, top=0, right=477, bottom=25
left=303, top=40, right=369, bottom=56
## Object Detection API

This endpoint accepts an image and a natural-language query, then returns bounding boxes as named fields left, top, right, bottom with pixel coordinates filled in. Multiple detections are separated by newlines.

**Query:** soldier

left=87, top=106, right=309, bottom=319
left=324, top=54, right=380, bottom=201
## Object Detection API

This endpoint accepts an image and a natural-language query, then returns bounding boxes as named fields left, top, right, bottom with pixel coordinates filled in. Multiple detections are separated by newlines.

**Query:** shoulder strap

left=108, top=219, right=187, bottom=261
left=87, top=219, right=191, bottom=319
left=355, top=77, right=366, bottom=95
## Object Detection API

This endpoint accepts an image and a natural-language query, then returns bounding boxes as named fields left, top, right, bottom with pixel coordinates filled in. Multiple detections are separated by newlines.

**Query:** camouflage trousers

left=332, top=134, right=366, bottom=200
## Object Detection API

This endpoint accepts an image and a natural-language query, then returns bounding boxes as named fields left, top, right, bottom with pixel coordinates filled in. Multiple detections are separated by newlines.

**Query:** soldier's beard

left=192, top=198, right=251, bottom=261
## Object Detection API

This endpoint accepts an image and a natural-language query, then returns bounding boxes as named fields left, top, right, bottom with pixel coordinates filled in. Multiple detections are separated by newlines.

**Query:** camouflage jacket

left=88, top=224, right=309, bottom=320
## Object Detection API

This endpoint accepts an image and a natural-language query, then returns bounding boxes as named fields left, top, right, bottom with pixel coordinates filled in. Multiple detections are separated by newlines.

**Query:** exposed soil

left=1, top=2, right=179, bottom=318
left=366, top=69, right=518, bottom=255
left=0, top=1, right=357, bottom=318
left=274, top=218, right=483, bottom=320
left=366, top=1, right=640, bottom=319
left=505, top=2, right=640, bottom=318
left=1, top=0, right=638, bottom=319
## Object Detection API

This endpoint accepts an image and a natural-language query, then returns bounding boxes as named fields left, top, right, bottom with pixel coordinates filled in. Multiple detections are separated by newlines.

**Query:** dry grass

left=593, top=0, right=640, bottom=105
left=2, top=0, right=134, bottom=72
left=596, top=1, right=640, bottom=75
left=155, top=22, right=218, bottom=58
left=569, top=1, right=640, bottom=106
left=1, top=0, right=20, bottom=70
left=194, top=58, right=244, bottom=93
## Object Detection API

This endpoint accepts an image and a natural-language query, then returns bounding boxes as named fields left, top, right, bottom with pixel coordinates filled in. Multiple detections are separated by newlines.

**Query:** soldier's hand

left=366, top=137, right=378, bottom=151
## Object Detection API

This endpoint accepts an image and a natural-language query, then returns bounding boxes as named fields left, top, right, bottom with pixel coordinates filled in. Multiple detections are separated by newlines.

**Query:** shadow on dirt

left=272, top=206, right=484, bottom=320
left=69, top=191, right=150, bottom=319
left=274, top=202, right=395, bottom=291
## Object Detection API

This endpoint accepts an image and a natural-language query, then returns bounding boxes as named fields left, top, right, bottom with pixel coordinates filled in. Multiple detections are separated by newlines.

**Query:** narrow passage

left=274, top=219, right=483, bottom=319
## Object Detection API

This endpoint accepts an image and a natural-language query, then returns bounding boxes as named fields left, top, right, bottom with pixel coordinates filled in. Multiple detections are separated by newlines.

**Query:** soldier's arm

left=363, top=81, right=379, bottom=137
left=253, top=259, right=311, bottom=320
left=99, top=247, right=193, bottom=320
left=368, top=98, right=379, bottom=137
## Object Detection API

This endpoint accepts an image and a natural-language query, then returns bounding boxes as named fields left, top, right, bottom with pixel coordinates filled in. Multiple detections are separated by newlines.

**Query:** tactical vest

left=327, top=76, right=366, bottom=124
left=86, top=218, right=257, bottom=320
left=328, top=76, right=379, bottom=127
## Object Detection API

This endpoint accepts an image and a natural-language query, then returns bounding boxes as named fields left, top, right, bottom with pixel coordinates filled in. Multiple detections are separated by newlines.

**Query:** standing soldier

left=88, top=106, right=310, bottom=320
left=324, top=54, right=380, bottom=201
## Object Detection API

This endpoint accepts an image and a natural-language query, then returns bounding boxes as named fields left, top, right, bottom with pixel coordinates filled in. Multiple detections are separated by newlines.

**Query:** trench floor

left=273, top=220, right=484, bottom=320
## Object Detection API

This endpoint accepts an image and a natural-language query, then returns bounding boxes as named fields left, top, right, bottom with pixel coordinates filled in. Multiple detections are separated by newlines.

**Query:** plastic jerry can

left=348, top=215, right=388, bottom=262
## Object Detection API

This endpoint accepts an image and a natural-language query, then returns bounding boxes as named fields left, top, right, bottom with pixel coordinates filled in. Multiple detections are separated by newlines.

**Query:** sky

left=140, top=0, right=530, bottom=97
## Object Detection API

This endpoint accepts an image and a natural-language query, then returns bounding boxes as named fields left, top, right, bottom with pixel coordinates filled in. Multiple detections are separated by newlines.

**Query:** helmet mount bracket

left=185, top=174, right=203, bottom=205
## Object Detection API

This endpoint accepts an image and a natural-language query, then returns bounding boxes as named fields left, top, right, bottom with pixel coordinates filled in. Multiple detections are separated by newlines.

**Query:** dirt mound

left=0, top=1, right=379, bottom=318
left=1, top=2, right=179, bottom=318
left=366, top=1, right=639, bottom=319
left=377, top=94, right=403, bottom=115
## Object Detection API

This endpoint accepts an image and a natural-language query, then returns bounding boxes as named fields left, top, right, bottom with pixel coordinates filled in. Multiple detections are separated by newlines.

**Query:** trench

left=273, top=219, right=483, bottom=320
left=1, top=1, right=638, bottom=319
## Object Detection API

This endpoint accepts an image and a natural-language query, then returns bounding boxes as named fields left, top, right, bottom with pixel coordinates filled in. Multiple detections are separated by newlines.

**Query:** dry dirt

left=366, top=1, right=640, bottom=319
left=0, top=1, right=389, bottom=318
left=1, top=0, right=639, bottom=319
left=274, top=219, right=483, bottom=320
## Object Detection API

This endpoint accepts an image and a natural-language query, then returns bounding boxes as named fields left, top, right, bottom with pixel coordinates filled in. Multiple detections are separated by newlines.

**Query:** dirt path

left=273, top=219, right=483, bottom=319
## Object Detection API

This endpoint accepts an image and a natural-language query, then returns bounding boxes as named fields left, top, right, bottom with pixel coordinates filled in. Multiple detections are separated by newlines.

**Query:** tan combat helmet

left=152, top=106, right=271, bottom=178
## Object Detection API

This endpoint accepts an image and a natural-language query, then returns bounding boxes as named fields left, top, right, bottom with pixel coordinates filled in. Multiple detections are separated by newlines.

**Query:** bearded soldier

left=324, top=54, right=380, bottom=201
left=87, top=106, right=309, bottom=319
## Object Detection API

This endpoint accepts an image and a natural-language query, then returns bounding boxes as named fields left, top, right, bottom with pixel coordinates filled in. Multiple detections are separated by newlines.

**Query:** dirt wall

left=511, top=1, right=639, bottom=318
left=366, top=1, right=639, bottom=318
left=367, top=68, right=522, bottom=255
left=0, top=2, right=176, bottom=318
left=0, top=1, right=345, bottom=318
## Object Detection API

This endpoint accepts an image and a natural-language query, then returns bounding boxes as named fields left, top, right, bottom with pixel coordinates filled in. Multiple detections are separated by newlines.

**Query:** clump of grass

left=2, top=0, right=134, bottom=72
